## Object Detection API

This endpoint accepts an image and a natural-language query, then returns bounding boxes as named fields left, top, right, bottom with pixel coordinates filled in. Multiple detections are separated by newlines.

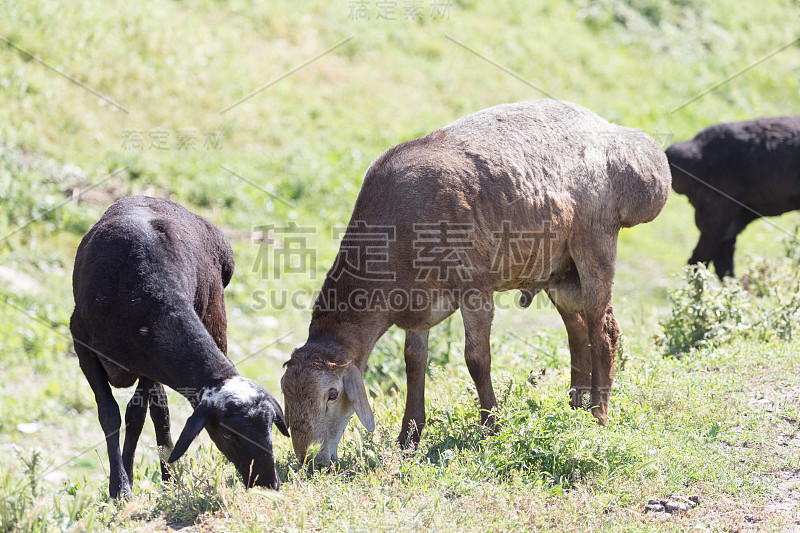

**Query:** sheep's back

left=72, top=196, right=232, bottom=321
left=360, top=99, right=670, bottom=231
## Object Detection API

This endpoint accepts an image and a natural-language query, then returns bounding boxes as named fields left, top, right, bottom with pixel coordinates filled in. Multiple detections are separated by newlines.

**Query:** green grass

left=7, top=329, right=799, bottom=531
left=2, top=0, right=800, bottom=530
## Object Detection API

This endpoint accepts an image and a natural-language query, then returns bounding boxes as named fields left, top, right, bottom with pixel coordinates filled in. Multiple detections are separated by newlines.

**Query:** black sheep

left=70, top=196, right=288, bottom=499
left=666, top=116, right=800, bottom=277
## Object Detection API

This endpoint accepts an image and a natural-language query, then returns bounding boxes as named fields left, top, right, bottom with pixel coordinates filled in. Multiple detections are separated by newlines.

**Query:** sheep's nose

left=313, top=452, right=334, bottom=467
left=293, top=444, right=310, bottom=462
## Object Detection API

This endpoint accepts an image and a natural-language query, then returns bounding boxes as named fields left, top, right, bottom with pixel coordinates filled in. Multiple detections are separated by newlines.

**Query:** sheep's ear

left=266, top=395, right=290, bottom=437
left=342, top=364, right=375, bottom=432
left=168, top=402, right=212, bottom=463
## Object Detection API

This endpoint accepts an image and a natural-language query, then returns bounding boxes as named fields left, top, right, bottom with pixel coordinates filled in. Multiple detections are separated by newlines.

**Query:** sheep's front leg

left=148, top=382, right=173, bottom=481
left=712, top=214, right=752, bottom=278
left=712, top=240, right=736, bottom=278
left=398, top=329, right=429, bottom=449
left=122, top=378, right=152, bottom=485
left=550, top=298, right=592, bottom=409
left=688, top=203, right=733, bottom=273
left=460, top=293, right=498, bottom=428
left=77, top=349, right=131, bottom=499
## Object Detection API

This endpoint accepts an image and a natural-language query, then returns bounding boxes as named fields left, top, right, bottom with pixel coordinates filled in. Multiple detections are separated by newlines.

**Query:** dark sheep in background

left=70, top=196, right=288, bottom=499
left=666, top=116, right=800, bottom=277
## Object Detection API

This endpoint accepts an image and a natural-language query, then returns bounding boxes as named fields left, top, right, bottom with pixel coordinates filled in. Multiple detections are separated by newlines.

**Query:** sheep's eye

left=327, top=388, right=339, bottom=401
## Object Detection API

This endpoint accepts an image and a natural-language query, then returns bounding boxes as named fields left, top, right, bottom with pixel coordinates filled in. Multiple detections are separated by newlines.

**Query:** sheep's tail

left=607, top=129, right=672, bottom=228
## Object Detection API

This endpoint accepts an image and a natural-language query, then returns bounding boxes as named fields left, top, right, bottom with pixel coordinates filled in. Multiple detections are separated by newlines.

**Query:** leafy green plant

left=743, top=257, right=800, bottom=343
left=658, top=264, right=750, bottom=355
left=782, top=226, right=800, bottom=267
left=417, top=377, right=650, bottom=491
left=660, top=244, right=800, bottom=356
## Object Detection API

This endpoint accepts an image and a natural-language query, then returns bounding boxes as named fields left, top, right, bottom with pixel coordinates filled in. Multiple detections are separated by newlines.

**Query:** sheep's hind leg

left=122, top=378, right=152, bottom=486
left=148, top=382, right=173, bottom=481
left=199, top=284, right=229, bottom=355
left=570, top=232, right=618, bottom=426
left=75, top=345, right=131, bottom=498
left=549, top=295, right=592, bottom=409
left=398, top=329, right=429, bottom=449
left=460, top=291, right=499, bottom=430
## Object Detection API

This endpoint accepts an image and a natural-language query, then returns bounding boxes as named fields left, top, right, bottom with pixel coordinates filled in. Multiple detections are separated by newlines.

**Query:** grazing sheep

left=70, top=196, right=288, bottom=499
left=280, top=99, right=671, bottom=465
left=666, top=116, right=800, bottom=277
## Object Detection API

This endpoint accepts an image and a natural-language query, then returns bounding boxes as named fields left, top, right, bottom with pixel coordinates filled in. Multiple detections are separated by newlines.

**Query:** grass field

left=1, top=0, right=800, bottom=530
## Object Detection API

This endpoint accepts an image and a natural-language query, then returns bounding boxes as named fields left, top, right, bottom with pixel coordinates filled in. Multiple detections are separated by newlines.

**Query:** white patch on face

left=202, top=376, right=261, bottom=408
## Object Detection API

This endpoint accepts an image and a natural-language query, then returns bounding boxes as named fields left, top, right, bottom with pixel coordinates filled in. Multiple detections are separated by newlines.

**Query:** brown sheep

left=280, top=100, right=671, bottom=465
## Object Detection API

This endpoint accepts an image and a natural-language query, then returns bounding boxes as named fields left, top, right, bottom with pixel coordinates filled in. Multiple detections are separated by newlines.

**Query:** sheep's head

left=664, top=141, right=699, bottom=196
left=280, top=346, right=374, bottom=466
left=168, top=376, right=289, bottom=490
